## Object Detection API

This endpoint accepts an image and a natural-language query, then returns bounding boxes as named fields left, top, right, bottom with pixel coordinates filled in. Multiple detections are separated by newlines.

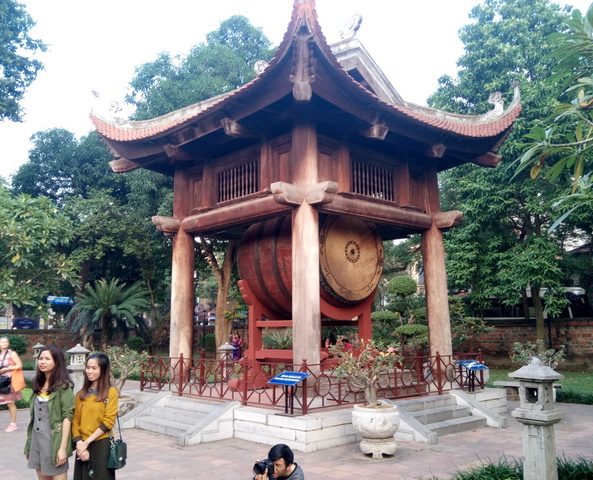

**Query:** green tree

left=0, top=0, right=46, bottom=121
left=0, top=185, right=78, bottom=310
left=125, top=16, right=273, bottom=348
left=67, top=278, right=150, bottom=348
left=429, top=0, right=574, bottom=345
left=126, top=15, right=273, bottom=120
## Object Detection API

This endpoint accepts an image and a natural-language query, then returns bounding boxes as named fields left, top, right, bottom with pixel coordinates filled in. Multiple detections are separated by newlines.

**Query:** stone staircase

left=120, top=392, right=238, bottom=446
left=393, top=389, right=507, bottom=445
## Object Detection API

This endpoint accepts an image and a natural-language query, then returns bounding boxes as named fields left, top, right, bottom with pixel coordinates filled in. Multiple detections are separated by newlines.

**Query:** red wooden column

left=291, top=107, right=321, bottom=367
left=421, top=168, right=453, bottom=358
left=170, top=169, right=195, bottom=360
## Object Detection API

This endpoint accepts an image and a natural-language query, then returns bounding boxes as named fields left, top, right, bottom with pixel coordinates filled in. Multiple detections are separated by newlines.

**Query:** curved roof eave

left=91, top=0, right=521, bottom=146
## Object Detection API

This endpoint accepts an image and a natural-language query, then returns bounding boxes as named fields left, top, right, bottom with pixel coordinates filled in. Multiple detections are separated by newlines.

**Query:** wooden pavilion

left=91, top=0, right=520, bottom=366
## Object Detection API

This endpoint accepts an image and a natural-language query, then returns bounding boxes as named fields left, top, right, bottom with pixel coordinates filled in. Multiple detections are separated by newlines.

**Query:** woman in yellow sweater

left=72, top=352, right=119, bottom=480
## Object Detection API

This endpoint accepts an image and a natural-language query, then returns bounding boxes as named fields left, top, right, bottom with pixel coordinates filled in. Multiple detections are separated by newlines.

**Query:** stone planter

left=351, top=401, right=400, bottom=458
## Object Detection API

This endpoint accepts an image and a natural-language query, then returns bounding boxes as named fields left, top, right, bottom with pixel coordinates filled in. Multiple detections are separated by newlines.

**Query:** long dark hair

left=78, top=352, right=112, bottom=402
left=32, top=345, right=72, bottom=394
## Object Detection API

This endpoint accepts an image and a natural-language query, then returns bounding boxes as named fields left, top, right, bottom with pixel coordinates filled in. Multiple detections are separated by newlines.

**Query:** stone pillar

left=291, top=107, right=321, bottom=367
left=510, top=357, right=563, bottom=480
left=421, top=224, right=452, bottom=358
left=169, top=169, right=194, bottom=360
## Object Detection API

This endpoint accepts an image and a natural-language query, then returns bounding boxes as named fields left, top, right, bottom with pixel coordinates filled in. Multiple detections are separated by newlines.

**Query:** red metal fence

left=140, top=351, right=484, bottom=415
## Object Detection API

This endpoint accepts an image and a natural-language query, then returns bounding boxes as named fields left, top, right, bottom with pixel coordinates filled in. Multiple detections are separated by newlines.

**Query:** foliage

left=0, top=0, right=46, bottom=121
left=430, top=0, right=576, bottom=345
left=328, top=339, right=401, bottom=407
left=393, top=324, right=428, bottom=349
left=4, top=334, right=27, bottom=355
left=67, top=278, right=150, bottom=347
left=201, top=333, right=216, bottom=352
left=449, top=297, right=492, bottom=350
left=385, top=275, right=419, bottom=324
left=510, top=339, right=565, bottom=368
left=431, top=456, right=593, bottom=479
left=262, top=328, right=293, bottom=349
left=0, top=186, right=79, bottom=310
left=371, top=310, right=398, bottom=344
left=556, top=389, right=593, bottom=405
left=126, top=336, right=146, bottom=353
left=126, top=15, right=273, bottom=120
left=105, top=345, right=149, bottom=392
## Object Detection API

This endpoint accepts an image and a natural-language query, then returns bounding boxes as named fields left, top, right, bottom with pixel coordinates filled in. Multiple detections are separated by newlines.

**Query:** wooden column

left=291, top=107, right=321, bottom=366
left=422, top=169, right=452, bottom=358
left=169, top=169, right=195, bottom=360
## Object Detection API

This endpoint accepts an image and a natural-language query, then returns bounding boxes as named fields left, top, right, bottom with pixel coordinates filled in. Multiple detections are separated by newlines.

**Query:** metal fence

left=140, top=351, right=484, bottom=415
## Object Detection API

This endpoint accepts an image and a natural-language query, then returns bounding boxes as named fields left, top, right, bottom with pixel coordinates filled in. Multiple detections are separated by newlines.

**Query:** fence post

left=241, top=358, right=249, bottom=405
left=300, top=359, right=308, bottom=415
left=140, top=358, right=146, bottom=391
left=178, top=353, right=184, bottom=397
left=435, top=351, right=443, bottom=395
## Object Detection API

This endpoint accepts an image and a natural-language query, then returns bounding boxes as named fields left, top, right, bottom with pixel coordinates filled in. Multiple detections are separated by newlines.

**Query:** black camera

left=253, top=458, right=274, bottom=477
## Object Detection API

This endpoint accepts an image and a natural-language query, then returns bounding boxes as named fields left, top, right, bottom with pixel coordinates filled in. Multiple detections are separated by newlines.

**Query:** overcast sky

left=1, top=0, right=590, bottom=181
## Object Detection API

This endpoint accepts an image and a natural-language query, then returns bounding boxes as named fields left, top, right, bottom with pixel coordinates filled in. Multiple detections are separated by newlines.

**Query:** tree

left=0, top=0, right=46, bottom=121
left=126, top=15, right=273, bottom=120
left=429, top=0, right=574, bottom=345
left=516, top=5, right=593, bottom=228
left=0, top=185, right=78, bottom=311
left=125, top=16, right=273, bottom=348
left=67, top=278, right=150, bottom=348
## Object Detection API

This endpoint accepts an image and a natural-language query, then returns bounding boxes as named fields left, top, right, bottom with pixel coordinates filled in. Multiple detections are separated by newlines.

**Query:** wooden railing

left=351, top=160, right=394, bottom=201
left=217, top=160, right=259, bottom=203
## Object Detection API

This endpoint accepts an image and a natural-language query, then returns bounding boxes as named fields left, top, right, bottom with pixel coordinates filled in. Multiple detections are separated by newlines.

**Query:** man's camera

left=253, top=458, right=274, bottom=476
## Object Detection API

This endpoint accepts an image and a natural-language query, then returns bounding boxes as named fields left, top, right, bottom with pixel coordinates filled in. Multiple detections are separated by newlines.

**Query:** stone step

left=395, top=394, right=457, bottom=413
left=409, top=404, right=471, bottom=424
left=164, top=396, right=221, bottom=414
left=136, top=416, right=192, bottom=437
left=425, top=415, right=486, bottom=437
left=149, top=406, right=207, bottom=424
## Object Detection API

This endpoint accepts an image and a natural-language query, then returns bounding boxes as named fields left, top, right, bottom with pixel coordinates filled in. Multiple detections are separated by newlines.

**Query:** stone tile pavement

left=2, top=396, right=592, bottom=479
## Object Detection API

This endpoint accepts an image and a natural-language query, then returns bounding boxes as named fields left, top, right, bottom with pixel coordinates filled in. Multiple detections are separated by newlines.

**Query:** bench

left=493, top=380, right=562, bottom=400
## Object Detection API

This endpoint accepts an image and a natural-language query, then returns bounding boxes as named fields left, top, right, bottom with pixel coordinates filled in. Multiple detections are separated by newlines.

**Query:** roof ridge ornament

left=339, top=14, right=363, bottom=40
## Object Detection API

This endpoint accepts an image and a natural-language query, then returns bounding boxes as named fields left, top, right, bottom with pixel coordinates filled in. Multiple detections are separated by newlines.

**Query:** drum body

left=238, top=215, right=383, bottom=318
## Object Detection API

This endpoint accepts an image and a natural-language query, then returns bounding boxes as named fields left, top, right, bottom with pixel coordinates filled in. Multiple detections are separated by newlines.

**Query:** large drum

left=237, top=215, right=383, bottom=318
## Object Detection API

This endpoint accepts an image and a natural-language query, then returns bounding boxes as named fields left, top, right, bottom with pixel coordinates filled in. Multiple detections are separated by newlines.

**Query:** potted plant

left=328, top=338, right=402, bottom=458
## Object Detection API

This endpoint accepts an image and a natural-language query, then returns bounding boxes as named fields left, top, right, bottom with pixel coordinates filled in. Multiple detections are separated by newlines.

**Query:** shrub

left=262, top=328, right=292, bottom=349
left=511, top=339, right=565, bottom=368
left=105, top=345, right=149, bottom=392
left=393, top=323, right=428, bottom=349
left=5, top=334, right=27, bottom=355
left=557, top=390, right=593, bottom=405
left=126, top=336, right=146, bottom=352
left=202, top=333, right=216, bottom=351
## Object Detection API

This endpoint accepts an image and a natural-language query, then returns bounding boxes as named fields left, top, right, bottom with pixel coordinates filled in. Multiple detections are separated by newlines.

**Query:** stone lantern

left=32, top=343, right=45, bottom=367
left=510, top=357, right=563, bottom=480
left=67, top=343, right=90, bottom=394
left=217, top=342, right=236, bottom=380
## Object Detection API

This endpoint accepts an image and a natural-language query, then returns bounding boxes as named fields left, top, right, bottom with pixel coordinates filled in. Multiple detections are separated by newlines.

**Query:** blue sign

left=268, top=371, right=310, bottom=386
left=48, top=296, right=74, bottom=306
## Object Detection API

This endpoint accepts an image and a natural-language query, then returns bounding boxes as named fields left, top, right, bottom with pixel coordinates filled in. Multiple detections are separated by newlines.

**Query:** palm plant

left=67, top=278, right=150, bottom=347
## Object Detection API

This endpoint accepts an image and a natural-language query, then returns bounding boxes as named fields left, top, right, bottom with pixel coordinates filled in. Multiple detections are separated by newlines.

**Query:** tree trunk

left=214, top=241, right=237, bottom=348
left=531, top=284, right=546, bottom=347
left=101, top=314, right=110, bottom=348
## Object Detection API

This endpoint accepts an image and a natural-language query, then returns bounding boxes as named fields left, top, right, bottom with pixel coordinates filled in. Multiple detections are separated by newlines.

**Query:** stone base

left=359, top=437, right=397, bottom=459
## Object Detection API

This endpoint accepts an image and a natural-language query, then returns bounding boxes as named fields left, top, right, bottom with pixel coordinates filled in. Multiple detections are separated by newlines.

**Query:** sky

left=1, top=0, right=591, bottom=181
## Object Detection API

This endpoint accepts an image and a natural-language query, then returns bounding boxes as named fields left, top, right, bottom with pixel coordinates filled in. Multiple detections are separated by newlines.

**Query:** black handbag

left=107, top=414, right=127, bottom=470
left=0, top=374, right=11, bottom=394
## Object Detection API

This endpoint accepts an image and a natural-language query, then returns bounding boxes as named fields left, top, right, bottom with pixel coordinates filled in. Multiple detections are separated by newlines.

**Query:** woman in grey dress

left=24, top=344, right=74, bottom=480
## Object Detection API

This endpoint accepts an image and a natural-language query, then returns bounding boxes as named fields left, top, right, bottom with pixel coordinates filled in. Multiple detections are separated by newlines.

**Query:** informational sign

left=47, top=296, right=74, bottom=306
left=267, top=371, right=310, bottom=386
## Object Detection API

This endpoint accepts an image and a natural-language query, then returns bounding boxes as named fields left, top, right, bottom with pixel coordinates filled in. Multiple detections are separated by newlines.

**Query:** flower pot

left=351, top=401, right=400, bottom=458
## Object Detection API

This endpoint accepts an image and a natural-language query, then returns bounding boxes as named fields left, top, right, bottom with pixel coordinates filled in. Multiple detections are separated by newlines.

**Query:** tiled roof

left=92, top=0, right=520, bottom=144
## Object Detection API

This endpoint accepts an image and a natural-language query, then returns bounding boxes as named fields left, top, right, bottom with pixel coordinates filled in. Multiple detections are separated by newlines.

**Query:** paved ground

left=2, top=389, right=593, bottom=480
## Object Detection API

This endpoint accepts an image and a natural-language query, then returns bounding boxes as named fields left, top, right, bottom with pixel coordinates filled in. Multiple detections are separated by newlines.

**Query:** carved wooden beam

left=433, top=210, right=463, bottom=230
left=271, top=181, right=305, bottom=205
left=319, top=194, right=433, bottom=230
left=220, top=117, right=254, bottom=138
left=151, top=215, right=181, bottom=235
left=163, top=144, right=194, bottom=162
left=426, top=143, right=447, bottom=159
left=290, top=30, right=315, bottom=101
left=109, top=157, right=141, bottom=173
left=305, top=181, right=338, bottom=205
left=181, top=196, right=291, bottom=233
left=473, top=151, right=501, bottom=167
left=362, top=123, right=388, bottom=140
